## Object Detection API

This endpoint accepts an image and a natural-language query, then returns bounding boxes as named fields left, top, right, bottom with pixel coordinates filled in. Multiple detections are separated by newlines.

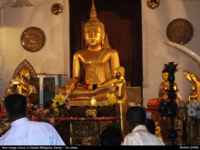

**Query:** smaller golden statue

left=184, top=71, right=200, bottom=101
left=158, top=70, right=181, bottom=103
left=159, top=71, right=170, bottom=101
left=6, top=68, right=37, bottom=103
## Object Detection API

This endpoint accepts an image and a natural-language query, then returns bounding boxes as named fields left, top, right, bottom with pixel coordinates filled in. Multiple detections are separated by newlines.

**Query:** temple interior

left=0, top=0, right=200, bottom=146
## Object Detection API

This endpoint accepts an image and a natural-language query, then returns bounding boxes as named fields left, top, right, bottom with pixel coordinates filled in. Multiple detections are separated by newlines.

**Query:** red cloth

left=0, top=106, right=5, bottom=118
left=147, top=98, right=160, bottom=110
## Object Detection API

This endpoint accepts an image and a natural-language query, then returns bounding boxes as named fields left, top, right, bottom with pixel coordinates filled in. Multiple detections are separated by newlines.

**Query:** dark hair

left=100, top=124, right=123, bottom=145
left=4, top=94, right=27, bottom=119
left=146, top=119, right=156, bottom=134
left=126, top=106, right=146, bottom=129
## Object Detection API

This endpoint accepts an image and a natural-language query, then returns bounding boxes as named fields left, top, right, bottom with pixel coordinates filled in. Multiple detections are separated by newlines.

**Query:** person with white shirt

left=0, top=94, right=65, bottom=145
left=122, top=106, right=164, bottom=145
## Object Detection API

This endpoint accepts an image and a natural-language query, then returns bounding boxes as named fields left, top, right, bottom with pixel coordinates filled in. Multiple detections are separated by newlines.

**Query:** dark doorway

left=69, top=0, right=143, bottom=86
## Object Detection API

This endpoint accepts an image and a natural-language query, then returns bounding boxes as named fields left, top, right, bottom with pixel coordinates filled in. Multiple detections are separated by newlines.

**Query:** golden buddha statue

left=184, top=71, right=200, bottom=101
left=64, top=0, right=126, bottom=105
left=6, top=68, right=37, bottom=103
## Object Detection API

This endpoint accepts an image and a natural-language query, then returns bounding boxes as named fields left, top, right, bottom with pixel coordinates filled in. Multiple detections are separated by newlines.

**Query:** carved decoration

left=21, top=27, right=46, bottom=52
left=167, top=18, right=194, bottom=45
left=147, top=0, right=160, bottom=9
left=5, top=59, right=39, bottom=104
left=51, top=3, right=64, bottom=15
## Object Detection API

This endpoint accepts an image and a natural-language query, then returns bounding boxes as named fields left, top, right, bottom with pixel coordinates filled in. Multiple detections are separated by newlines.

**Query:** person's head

left=126, top=106, right=146, bottom=130
left=84, top=0, right=105, bottom=47
left=100, top=124, right=123, bottom=146
left=4, top=94, right=27, bottom=121
left=145, top=119, right=156, bottom=134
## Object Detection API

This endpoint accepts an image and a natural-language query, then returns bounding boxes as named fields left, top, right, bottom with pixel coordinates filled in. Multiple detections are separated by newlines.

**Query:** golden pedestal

left=64, top=98, right=125, bottom=145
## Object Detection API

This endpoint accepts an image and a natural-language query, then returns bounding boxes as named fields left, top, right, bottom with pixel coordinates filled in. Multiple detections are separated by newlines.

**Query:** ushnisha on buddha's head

left=84, top=0, right=105, bottom=48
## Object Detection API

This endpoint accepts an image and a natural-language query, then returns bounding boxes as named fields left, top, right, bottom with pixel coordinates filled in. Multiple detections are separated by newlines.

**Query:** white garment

left=0, top=117, right=65, bottom=145
left=122, top=125, right=164, bottom=145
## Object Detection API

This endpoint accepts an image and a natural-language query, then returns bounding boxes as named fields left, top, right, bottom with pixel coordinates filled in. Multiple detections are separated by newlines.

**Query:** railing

left=36, top=73, right=68, bottom=105
left=56, top=116, right=119, bottom=122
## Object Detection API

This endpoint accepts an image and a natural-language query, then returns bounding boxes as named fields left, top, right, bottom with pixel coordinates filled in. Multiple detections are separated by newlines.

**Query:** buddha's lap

left=69, top=86, right=116, bottom=100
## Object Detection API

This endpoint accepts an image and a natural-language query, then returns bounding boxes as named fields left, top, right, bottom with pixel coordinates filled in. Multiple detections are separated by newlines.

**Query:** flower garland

left=51, top=94, right=69, bottom=116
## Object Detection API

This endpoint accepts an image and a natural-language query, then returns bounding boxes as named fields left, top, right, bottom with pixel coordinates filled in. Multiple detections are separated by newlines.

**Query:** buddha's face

left=84, top=26, right=104, bottom=47
left=162, top=72, right=168, bottom=81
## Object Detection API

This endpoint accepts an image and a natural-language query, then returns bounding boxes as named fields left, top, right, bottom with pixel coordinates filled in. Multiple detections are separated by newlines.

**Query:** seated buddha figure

left=64, top=1, right=126, bottom=104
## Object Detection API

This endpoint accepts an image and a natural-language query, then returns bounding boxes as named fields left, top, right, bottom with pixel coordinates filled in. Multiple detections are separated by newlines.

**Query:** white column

left=37, top=75, right=44, bottom=106
left=54, top=75, right=58, bottom=87
left=54, top=75, right=59, bottom=92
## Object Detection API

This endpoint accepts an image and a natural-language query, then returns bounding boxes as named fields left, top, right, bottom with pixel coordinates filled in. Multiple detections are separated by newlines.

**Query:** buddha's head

left=84, top=0, right=105, bottom=47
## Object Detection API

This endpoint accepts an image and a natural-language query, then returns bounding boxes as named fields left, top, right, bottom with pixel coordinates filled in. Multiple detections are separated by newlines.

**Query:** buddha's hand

left=64, top=78, right=79, bottom=96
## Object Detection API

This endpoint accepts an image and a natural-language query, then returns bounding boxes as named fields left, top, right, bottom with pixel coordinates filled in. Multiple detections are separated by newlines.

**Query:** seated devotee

left=122, top=106, right=164, bottom=145
left=0, top=94, right=65, bottom=145
left=145, top=118, right=156, bottom=135
left=63, top=0, right=126, bottom=104
left=99, top=124, right=123, bottom=145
